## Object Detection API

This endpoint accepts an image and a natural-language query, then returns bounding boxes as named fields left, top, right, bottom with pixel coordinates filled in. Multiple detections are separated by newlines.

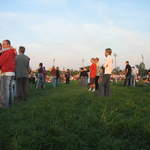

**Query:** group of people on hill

left=0, top=39, right=149, bottom=108
left=80, top=48, right=113, bottom=96
left=36, top=64, right=71, bottom=89
left=0, top=40, right=30, bottom=108
left=124, top=61, right=139, bottom=87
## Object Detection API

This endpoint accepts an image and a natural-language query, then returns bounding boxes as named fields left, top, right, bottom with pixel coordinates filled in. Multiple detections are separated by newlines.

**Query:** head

left=90, top=58, right=95, bottom=64
left=80, top=67, right=84, bottom=71
left=84, top=67, right=87, bottom=71
left=125, top=61, right=129, bottom=65
left=95, top=57, right=99, bottom=63
left=56, top=67, right=59, bottom=70
left=0, top=43, right=2, bottom=50
left=2, top=40, right=11, bottom=49
left=39, top=63, right=43, bottom=67
left=148, top=70, right=150, bottom=75
left=19, top=46, right=25, bottom=54
left=105, top=48, right=112, bottom=57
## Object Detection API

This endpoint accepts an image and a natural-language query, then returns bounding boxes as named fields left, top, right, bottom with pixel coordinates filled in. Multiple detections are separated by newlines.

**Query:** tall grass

left=0, top=82, right=150, bottom=150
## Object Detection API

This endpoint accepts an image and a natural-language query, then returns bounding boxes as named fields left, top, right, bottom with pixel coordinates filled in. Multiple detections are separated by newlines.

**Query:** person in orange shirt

left=88, top=58, right=97, bottom=92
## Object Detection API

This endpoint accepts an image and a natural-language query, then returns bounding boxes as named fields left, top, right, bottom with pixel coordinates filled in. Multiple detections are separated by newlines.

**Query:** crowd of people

left=79, top=48, right=113, bottom=96
left=0, top=40, right=30, bottom=108
left=36, top=65, right=71, bottom=88
left=0, top=39, right=150, bottom=109
left=0, top=40, right=73, bottom=109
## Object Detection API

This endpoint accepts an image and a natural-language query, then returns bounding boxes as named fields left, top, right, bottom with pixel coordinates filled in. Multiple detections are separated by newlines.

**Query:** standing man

left=16, top=46, right=30, bottom=101
left=103, top=48, right=113, bottom=96
left=65, top=69, right=71, bottom=84
left=0, top=40, right=16, bottom=108
left=56, top=67, right=60, bottom=87
left=124, top=61, right=132, bottom=86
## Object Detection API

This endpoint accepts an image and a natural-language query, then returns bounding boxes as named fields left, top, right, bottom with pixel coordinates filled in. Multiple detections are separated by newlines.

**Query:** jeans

left=124, top=75, right=131, bottom=86
left=36, top=73, right=44, bottom=88
left=103, top=74, right=111, bottom=96
left=52, top=77, right=56, bottom=88
left=56, top=78, right=60, bottom=87
left=0, top=76, right=15, bottom=108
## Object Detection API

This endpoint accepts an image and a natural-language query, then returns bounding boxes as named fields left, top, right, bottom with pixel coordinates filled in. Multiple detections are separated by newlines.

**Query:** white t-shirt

left=104, top=55, right=113, bottom=74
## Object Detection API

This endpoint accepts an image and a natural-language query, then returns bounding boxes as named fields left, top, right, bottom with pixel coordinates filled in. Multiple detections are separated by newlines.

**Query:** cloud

left=0, top=11, right=150, bottom=70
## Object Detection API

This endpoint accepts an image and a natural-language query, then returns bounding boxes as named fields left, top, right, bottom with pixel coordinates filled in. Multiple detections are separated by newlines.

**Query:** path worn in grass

left=0, top=82, right=150, bottom=150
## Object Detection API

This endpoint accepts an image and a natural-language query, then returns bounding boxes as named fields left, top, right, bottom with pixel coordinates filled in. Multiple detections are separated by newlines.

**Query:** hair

left=19, top=46, right=25, bottom=53
left=39, top=63, right=43, bottom=67
left=95, top=57, right=99, bottom=61
left=126, top=61, right=129, bottom=64
left=105, top=48, right=112, bottom=55
left=4, top=40, right=11, bottom=45
left=0, top=43, right=2, bottom=49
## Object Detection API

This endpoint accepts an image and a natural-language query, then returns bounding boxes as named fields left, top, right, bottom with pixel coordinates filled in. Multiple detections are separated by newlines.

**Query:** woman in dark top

left=36, top=63, right=44, bottom=88
left=56, top=67, right=60, bottom=86
left=65, top=69, right=71, bottom=84
left=124, top=61, right=132, bottom=86
left=80, top=67, right=88, bottom=87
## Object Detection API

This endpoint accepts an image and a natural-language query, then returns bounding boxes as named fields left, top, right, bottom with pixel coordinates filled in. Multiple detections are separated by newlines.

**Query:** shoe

left=88, top=88, right=92, bottom=91
left=91, top=89, right=95, bottom=92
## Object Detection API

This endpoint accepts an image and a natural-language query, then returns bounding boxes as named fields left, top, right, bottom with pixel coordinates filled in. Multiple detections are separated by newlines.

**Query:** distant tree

left=136, top=62, right=146, bottom=77
left=113, top=67, right=121, bottom=74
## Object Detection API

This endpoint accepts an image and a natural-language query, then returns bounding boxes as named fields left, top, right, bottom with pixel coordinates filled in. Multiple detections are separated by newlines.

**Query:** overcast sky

left=0, top=0, right=150, bottom=70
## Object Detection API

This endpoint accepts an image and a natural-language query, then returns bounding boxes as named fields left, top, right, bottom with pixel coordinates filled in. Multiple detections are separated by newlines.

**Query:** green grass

left=0, top=82, right=150, bottom=150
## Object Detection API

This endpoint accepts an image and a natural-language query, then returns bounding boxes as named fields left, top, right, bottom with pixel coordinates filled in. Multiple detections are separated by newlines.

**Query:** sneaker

left=88, top=88, right=92, bottom=91
left=91, top=89, right=95, bottom=92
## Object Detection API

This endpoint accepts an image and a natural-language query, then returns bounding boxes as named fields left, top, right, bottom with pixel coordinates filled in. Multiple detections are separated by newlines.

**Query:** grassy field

left=0, top=82, right=150, bottom=150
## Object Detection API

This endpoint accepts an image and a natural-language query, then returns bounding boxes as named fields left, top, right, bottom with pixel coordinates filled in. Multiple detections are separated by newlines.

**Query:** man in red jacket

left=0, top=40, right=16, bottom=108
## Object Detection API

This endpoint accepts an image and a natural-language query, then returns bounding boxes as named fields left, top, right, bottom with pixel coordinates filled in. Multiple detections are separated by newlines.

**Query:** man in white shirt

left=103, top=48, right=113, bottom=96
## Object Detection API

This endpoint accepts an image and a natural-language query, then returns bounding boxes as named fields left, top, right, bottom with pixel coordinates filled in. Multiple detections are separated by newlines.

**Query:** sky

left=0, top=0, right=150, bottom=70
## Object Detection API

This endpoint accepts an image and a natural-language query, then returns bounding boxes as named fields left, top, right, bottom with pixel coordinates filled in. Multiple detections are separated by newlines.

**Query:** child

left=89, top=58, right=97, bottom=92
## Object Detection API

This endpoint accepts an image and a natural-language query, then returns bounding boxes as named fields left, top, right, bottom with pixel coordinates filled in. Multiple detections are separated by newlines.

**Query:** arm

left=104, top=56, right=112, bottom=68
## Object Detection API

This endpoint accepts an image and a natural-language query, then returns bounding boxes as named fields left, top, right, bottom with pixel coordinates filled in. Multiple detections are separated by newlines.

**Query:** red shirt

left=0, top=48, right=16, bottom=73
left=90, top=63, right=97, bottom=78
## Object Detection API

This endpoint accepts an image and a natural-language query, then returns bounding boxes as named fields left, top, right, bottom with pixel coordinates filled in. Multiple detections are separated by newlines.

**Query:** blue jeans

left=36, top=73, right=44, bottom=88
left=56, top=78, right=60, bottom=87
left=0, top=76, right=15, bottom=108
left=52, top=77, right=56, bottom=88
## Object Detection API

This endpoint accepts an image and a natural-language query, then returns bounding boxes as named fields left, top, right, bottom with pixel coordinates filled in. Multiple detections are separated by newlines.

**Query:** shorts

left=90, top=78, right=95, bottom=84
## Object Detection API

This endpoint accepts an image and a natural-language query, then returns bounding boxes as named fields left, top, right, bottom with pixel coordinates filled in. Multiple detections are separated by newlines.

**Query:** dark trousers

left=16, top=78, right=28, bottom=100
left=103, top=74, right=111, bottom=96
left=66, top=78, right=70, bottom=84
left=124, top=75, right=131, bottom=86
left=95, top=76, right=99, bottom=90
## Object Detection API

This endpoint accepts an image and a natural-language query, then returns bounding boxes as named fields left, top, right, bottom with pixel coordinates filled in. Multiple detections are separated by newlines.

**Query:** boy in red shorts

left=88, top=58, right=97, bottom=92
